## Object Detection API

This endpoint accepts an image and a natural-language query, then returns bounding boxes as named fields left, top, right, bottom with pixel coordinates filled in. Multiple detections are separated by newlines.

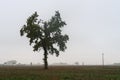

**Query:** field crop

left=0, top=65, right=120, bottom=80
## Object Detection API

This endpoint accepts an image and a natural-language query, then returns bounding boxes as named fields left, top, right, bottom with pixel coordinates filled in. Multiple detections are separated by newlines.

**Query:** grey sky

left=0, top=0, right=120, bottom=65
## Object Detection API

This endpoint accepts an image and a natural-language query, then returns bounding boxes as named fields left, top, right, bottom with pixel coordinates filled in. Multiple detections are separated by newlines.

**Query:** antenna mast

left=102, top=53, right=104, bottom=66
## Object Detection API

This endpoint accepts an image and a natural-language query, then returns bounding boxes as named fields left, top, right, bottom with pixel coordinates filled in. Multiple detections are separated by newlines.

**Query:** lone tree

left=20, top=11, right=69, bottom=69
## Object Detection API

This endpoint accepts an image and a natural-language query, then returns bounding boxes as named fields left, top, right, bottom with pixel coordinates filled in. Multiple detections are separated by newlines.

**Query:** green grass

left=0, top=65, right=120, bottom=80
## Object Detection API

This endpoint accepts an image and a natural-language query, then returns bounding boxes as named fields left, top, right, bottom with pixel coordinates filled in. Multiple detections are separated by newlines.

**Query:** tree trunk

left=43, top=47, right=48, bottom=69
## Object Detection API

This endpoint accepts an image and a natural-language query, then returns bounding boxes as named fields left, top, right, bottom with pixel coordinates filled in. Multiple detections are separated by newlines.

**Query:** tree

left=20, top=11, right=69, bottom=69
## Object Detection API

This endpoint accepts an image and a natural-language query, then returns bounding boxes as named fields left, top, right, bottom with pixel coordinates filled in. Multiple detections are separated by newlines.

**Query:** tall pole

left=102, top=53, right=104, bottom=66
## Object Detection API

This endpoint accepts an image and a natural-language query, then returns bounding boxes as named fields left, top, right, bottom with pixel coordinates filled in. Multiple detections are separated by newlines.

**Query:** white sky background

left=0, top=0, right=120, bottom=65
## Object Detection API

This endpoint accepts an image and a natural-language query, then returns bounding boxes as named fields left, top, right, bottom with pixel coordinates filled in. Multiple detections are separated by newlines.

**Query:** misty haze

left=0, top=0, right=120, bottom=80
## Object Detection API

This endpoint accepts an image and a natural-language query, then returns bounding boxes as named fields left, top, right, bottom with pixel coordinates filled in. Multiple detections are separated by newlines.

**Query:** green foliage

left=20, top=11, right=69, bottom=55
left=20, top=11, right=69, bottom=69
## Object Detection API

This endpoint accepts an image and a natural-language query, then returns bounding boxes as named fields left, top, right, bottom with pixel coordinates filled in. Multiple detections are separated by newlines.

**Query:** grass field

left=0, top=65, right=120, bottom=80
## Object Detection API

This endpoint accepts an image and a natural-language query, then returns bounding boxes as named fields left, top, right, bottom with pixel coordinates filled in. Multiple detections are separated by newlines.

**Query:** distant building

left=113, top=63, right=120, bottom=66
left=75, top=62, right=79, bottom=65
left=4, top=60, right=17, bottom=65
left=52, top=62, right=67, bottom=66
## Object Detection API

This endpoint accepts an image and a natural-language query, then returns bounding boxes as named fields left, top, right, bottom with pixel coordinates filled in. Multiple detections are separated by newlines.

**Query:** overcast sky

left=0, top=0, right=120, bottom=65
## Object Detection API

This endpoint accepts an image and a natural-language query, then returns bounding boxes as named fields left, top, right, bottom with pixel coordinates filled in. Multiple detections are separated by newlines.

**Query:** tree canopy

left=20, top=11, right=69, bottom=69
